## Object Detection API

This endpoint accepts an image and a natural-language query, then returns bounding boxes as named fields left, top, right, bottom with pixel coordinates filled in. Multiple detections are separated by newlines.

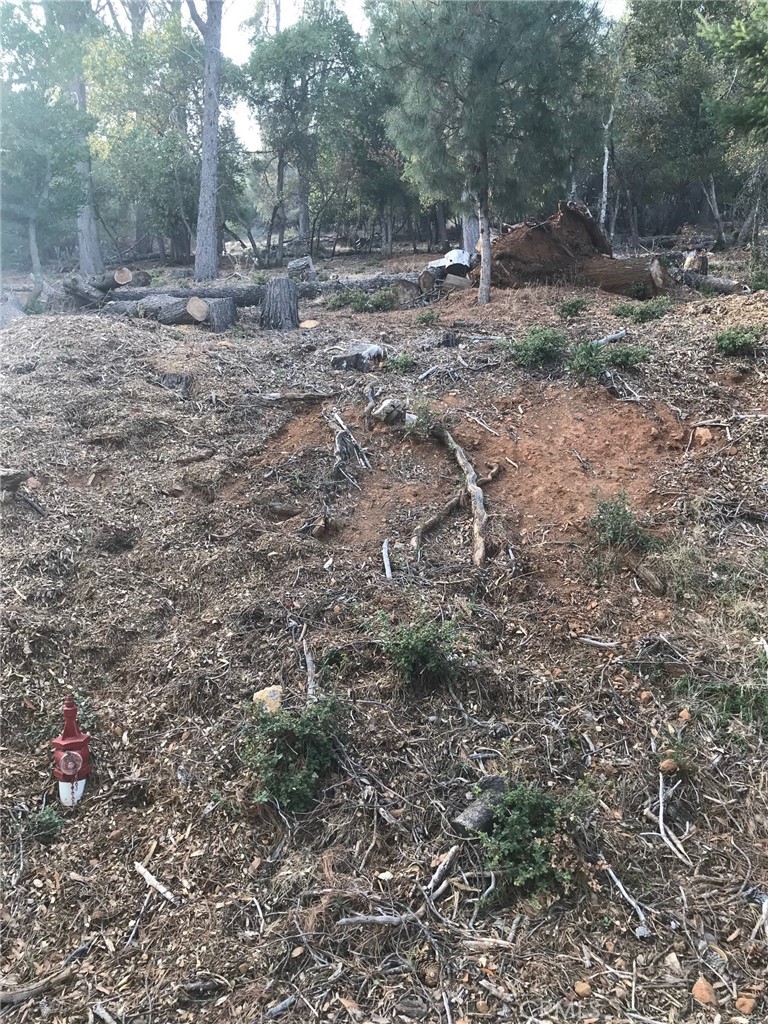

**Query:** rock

left=735, top=996, right=757, bottom=1014
left=659, top=758, right=678, bottom=773
left=252, top=684, right=283, bottom=714
left=694, top=426, right=713, bottom=445
left=372, top=397, right=409, bottom=426
left=691, top=976, right=717, bottom=1008
left=574, top=981, right=592, bottom=998
left=287, top=256, right=317, bottom=281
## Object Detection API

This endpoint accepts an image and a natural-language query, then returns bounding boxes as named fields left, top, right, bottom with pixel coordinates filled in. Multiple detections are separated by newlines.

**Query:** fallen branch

left=431, top=424, right=490, bottom=566
left=337, top=913, right=419, bottom=927
left=302, top=637, right=317, bottom=703
left=265, top=995, right=298, bottom=1019
left=602, top=858, right=652, bottom=939
left=427, top=845, right=461, bottom=891
left=382, top=538, right=393, bottom=580
left=0, top=966, right=77, bottom=1007
left=134, top=861, right=180, bottom=905
left=669, top=266, right=749, bottom=295
left=592, top=329, right=627, bottom=348
left=411, top=465, right=500, bottom=555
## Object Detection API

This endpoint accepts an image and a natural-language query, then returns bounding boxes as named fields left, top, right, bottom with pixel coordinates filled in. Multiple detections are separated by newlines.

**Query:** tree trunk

left=736, top=205, right=757, bottom=248
left=88, top=268, right=140, bottom=291
left=462, top=204, right=480, bottom=254
left=189, top=0, right=223, bottom=281
left=435, top=202, right=448, bottom=248
left=297, top=162, right=311, bottom=244
left=478, top=157, right=492, bottom=305
left=701, top=175, right=728, bottom=249
left=609, top=194, right=620, bottom=242
left=275, top=151, right=286, bottom=264
left=599, top=104, right=614, bottom=232
left=260, top=276, right=299, bottom=329
left=383, top=200, right=394, bottom=258
left=28, top=215, right=43, bottom=290
left=186, top=295, right=237, bottom=330
left=668, top=267, right=747, bottom=294
left=577, top=255, right=667, bottom=297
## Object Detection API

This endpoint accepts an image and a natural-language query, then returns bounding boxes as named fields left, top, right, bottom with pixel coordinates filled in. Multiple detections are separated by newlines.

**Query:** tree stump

left=260, top=276, right=299, bottom=330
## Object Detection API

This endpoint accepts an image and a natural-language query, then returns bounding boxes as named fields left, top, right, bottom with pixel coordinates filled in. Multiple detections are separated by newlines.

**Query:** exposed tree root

left=430, top=424, right=494, bottom=566
left=411, top=464, right=500, bottom=557
left=325, top=410, right=371, bottom=483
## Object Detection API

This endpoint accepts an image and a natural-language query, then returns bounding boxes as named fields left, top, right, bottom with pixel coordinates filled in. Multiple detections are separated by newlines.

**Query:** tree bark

left=701, top=174, right=728, bottom=250
left=28, top=215, right=43, bottom=290
left=736, top=205, right=757, bottom=248
left=599, top=104, right=614, bottom=233
left=260, top=276, right=299, bottom=329
left=478, top=153, right=492, bottom=305
left=668, top=267, right=747, bottom=294
left=577, top=255, right=667, bottom=297
left=297, top=160, right=311, bottom=244
left=462, top=201, right=481, bottom=254
left=188, top=0, right=222, bottom=281
left=383, top=199, right=394, bottom=258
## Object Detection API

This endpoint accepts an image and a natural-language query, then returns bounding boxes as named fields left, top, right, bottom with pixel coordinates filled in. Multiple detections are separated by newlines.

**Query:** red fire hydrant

left=52, top=693, right=91, bottom=806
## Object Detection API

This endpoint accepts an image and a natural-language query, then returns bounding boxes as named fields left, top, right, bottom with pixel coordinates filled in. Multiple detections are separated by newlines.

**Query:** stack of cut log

left=64, top=268, right=238, bottom=333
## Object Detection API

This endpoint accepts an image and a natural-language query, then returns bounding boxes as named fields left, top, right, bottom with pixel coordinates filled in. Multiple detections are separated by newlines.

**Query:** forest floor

left=1, top=251, right=768, bottom=1024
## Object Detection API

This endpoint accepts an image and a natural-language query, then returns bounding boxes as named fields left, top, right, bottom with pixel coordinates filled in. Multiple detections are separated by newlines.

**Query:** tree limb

left=186, top=0, right=206, bottom=35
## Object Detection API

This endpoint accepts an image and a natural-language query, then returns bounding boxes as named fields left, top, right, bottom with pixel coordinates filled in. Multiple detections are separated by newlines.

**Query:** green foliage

left=701, top=0, right=768, bottom=142
left=379, top=616, right=459, bottom=690
left=591, top=491, right=645, bottom=548
left=676, top=676, right=768, bottom=734
left=414, top=309, right=439, bottom=326
left=556, top=298, right=590, bottom=320
left=25, top=806, right=64, bottom=846
left=384, top=353, right=417, bottom=374
left=612, top=298, right=671, bottom=323
left=478, top=787, right=565, bottom=897
left=715, top=327, right=761, bottom=356
left=511, top=328, right=567, bottom=368
left=749, top=248, right=768, bottom=291
left=327, top=288, right=396, bottom=312
left=243, top=697, right=341, bottom=812
left=404, top=399, right=442, bottom=441
left=571, top=342, right=651, bottom=380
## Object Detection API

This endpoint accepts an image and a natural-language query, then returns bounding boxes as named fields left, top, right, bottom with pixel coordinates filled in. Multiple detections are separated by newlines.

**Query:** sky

left=221, top=0, right=628, bottom=149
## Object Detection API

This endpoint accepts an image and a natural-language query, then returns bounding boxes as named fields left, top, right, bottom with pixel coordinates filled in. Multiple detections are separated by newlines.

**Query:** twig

left=303, top=637, right=317, bottom=702
left=656, top=774, right=693, bottom=866
left=93, top=1003, right=121, bottom=1024
left=124, top=890, right=153, bottom=947
left=427, top=845, right=460, bottom=892
left=602, top=859, right=651, bottom=938
left=265, top=995, right=297, bottom=1019
left=337, top=912, right=419, bottom=927
left=575, top=635, right=619, bottom=649
left=0, top=966, right=77, bottom=1007
left=134, top=861, right=179, bottom=905
left=592, top=329, right=627, bottom=347
left=465, top=413, right=500, bottom=436
left=381, top=538, right=393, bottom=580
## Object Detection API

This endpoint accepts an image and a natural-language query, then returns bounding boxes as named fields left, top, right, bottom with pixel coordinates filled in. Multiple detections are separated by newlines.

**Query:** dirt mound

left=2, top=306, right=767, bottom=1023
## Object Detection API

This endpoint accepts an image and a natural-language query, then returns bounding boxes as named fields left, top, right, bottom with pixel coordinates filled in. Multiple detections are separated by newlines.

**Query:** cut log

left=260, top=276, right=299, bottom=330
left=443, top=273, right=472, bottom=291
left=392, top=278, right=422, bottom=307
left=419, top=268, right=439, bottom=294
left=200, top=297, right=237, bottom=332
left=101, top=300, right=140, bottom=317
left=103, top=273, right=420, bottom=308
left=286, top=256, right=316, bottom=280
left=186, top=296, right=210, bottom=322
left=63, top=276, right=109, bottom=307
left=88, top=268, right=152, bottom=291
left=576, top=255, right=668, bottom=297
left=683, top=250, right=709, bottom=275
left=669, top=267, right=748, bottom=295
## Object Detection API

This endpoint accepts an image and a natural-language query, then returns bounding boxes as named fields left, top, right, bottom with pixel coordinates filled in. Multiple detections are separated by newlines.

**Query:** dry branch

left=0, top=966, right=77, bottom=1007
left=411, top=465, right=500, bottom=555
left=431, top=425, right=491, bottom=566
left=134, top=861, right=180, bottom=905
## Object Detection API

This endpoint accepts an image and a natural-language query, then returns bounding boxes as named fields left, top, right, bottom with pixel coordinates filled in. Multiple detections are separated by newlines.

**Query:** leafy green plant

left=379, top=616, right=459, bottom=690
left=612, top=298, right=671, bottom=323
left=556, top=297, right=589, bottom=320
left=749, top=247, right=768, bottom=291
left=571, top=342, right=651, bottom=380
left=511, top=327, right=567, bottom=368
left=478, top=787, right=566, bottom=897
left=25, top=806, right=64, bottom=845
left=327, top=287, right=396, bottom=313
left=414, top=309, right=439, bottom=325
left=404, top=399, right=442, bottom=441
left=715, top=327, right=761, bottom=356
left=385, top=353, right=417, bottom=374
left=243, top=697, right=341, bottom=812
left=591, top=491, right=646, bottom=548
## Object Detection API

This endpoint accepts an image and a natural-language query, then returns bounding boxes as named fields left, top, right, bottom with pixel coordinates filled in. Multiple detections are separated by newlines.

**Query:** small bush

left=243, top=697, right=341, bottom=812
left=380, top=617, right=459, bottom=690
left=414, top=309, right=439, bottom=326
left=591, top=491, right=645, bottom=548
left=512, top=327, right=567, bottom=368
left=570, top=343, right=605, bottom=380
left=715, top=327, right=761, bottom=356
left=573, top=342, right=651, bottom=379
left=327, top=287, right=396, bottom=313
left=479, top=787, right=567, bottom=898
left=612, top=298, right=671, bottom=323
left=385, top=353, right=417, bottom=374
left=25, top=806, right=64, bottom=845
left=404, top=399, right=442, bottom=441
left=556, top=298, right=589, bottom=320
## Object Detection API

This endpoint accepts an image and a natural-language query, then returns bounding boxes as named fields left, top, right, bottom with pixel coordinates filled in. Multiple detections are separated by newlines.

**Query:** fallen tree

left=479, top=202, right=668, bottom=298
left=668, top=267, right=749, bottom=295
left=100, top=293, right=237, bottom=332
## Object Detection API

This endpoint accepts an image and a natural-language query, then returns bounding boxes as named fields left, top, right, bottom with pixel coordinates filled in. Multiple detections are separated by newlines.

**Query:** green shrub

left=512, top=327, right=567, bottom=368
left=612, top=298, right=671, bottom=323
left=327, top=287, right=396, bottom=313
left=414, top=309, right=439, bottom=326
left=478, top=787, right=565, bottom=897
left=380, top=617, right=459, bottom=689
left=243, top=697, right=341, bottom=812
left=556, top=298, right=589, bottom=320
left=591, top=491, right=645, bottom=547
left=676, top=676, right=768, bottom=734
left=749, top=247, right=768, bottom=291
left=25, top=806, right=64, bottom=845
left=573, top=342, right=651, bottom=379
left=715, top=327, right=761, bottom=356
left=384, top=353, right=417, bottom=374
